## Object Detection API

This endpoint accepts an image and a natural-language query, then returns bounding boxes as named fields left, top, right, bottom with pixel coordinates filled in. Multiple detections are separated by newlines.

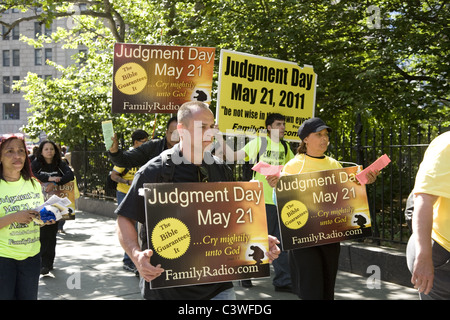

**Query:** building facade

left=1, top=7, right=80, bottom=136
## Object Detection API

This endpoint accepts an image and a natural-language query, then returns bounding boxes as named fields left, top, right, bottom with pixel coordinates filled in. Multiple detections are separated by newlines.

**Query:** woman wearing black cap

left=268, top=117, right=378, bottom=300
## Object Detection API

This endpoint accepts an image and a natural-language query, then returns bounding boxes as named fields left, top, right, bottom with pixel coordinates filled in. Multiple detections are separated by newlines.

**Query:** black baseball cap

left=297, top=118, right=332, bottom=140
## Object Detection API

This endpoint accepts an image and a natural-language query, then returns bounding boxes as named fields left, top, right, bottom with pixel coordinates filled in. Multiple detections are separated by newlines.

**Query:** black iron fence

left=70, top=120, right=447, bottom=246
left=327, top=118, right=446, bottom=246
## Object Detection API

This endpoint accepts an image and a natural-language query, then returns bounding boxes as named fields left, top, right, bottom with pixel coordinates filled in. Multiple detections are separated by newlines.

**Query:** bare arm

left=0, top=210, right=39, bottom=229
left=411, top=193, right=437, bottom=295
left=116, top=215, right=164, bottom=282
left=111, top=170, right=131, bottom=186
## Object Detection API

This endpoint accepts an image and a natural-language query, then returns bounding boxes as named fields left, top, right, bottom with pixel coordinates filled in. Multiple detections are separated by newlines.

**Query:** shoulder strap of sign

left=159, top=150, right=176, bottom=183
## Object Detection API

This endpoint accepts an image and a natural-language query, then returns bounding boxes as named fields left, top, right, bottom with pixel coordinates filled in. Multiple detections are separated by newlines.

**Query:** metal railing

left=327, top=118, right=445, bottom=245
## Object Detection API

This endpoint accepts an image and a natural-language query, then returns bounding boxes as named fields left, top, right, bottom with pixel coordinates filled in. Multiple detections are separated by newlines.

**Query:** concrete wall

left=77, top=197, right=118, bottom=219
left=339, top=241, right=412, bottom=287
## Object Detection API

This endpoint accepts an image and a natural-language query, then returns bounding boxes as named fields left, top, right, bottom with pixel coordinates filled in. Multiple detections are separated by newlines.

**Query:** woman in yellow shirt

left=268, top=118, right=377, bottom=300
left=0, top=134, right=46, bottom=299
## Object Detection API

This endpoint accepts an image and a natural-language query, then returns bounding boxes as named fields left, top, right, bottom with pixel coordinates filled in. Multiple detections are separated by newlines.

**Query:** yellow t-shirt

left=0, top=177, right=44, bottom=260
left=113, top=166, right=139, bottom=194
left=413, top=131, right=450, bottom=251
left=282, top=153, right=343, bottom=175
left=243, top=137, right=294, bottom=205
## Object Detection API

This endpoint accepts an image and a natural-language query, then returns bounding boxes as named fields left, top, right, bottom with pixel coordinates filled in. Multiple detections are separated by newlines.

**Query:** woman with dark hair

left=0, top=134, right=45, bottom=299
left=31, top=140, right=74, bottom=275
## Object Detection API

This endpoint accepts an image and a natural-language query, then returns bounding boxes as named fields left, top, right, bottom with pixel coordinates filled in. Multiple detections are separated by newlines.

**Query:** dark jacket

left=31, top=159, right=74, bottom=185
left=108, top=137, right=167, bottom=168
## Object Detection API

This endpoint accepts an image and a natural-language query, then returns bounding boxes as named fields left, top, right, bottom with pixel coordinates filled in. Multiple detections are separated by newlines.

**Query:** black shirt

left=31, top=159, right=74, bottom=185
left=108, top=137, right=167, bottom=168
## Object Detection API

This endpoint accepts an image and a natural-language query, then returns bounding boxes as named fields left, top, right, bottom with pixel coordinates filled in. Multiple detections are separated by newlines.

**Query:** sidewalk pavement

left=38, top=211, right=419, bottom=300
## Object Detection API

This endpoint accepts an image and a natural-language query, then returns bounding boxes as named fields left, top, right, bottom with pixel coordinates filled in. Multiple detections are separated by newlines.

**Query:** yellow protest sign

left=216, top=50, right=316, bottom=141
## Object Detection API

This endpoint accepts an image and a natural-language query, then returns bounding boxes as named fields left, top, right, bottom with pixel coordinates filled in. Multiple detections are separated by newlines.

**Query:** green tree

left=1, top=0, right=448, bottom=148
left=154, top=0, right=448, bottom=130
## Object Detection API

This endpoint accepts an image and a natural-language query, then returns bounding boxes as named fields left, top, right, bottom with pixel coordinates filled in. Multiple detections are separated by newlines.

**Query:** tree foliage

left=1, top=0, right=448, bottom=148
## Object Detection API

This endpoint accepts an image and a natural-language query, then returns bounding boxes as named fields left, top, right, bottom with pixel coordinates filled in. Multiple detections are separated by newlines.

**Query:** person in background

left=31, top=140, right=74, bottom=275
left=0, top=134, right=47, bottom=299
left=108, top=116, right=178, bottom=168
left=407, top=131, right=450, bottom=300
left=28, top=146, right=39, bottom=162
left=111, top=129, right=149, bottom=275
left=108, top=117, right=178, bottom=274
left=267, top=117, right=378, bottom=299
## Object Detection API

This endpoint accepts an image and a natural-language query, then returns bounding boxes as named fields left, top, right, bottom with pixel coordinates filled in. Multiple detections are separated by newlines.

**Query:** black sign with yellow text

left=275, top=166, right=372, bottom=250
left=143, top=181, right=270, bottom=289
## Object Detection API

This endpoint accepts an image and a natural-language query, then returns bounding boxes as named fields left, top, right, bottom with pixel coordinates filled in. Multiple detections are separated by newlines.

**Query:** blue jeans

left=0, top=254, right=41, bottom=300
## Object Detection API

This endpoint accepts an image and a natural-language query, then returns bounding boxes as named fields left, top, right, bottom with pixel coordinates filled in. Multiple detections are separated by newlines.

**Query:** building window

left=2, top=50, right=10, bottom=66
left=34, top=22, right=42, bottom=38
left=45, top=48, right=52, bottom=64
left=78, top=49, right=88, bottom=65
left=12, top=25, right=19, bottom=40
left=44, top=23, right=52, bottom=36
left=2, top=26, right=9, bottom=40
left=35, top=48, right=42, bottom=65
left=79, top=4, right=88, bottom=12
left=12, top=76, right=20, bottom=94
left=3, top=77, right=10, bottom=94
left=3, top=103, right=20, bottom=120
left=12, top=49, right=20, bottom=66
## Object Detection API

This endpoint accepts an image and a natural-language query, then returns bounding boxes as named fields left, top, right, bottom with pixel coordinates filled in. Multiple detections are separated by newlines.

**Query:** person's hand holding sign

left=266, top=235, right=281, bottom=263
left=134, top=249, right=165, bottom=282
left=117, top=215, right=164, bottom=282
left=266, top=174, right=281, bottom=188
